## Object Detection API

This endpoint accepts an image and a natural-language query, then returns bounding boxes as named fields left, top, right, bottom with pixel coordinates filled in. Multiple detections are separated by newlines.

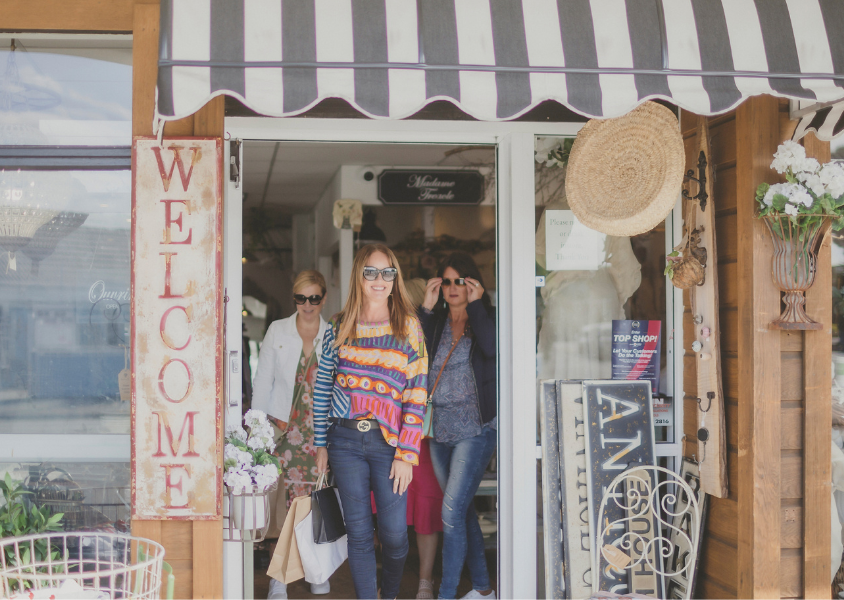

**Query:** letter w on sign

left=151, top=145, right=201, bottom=192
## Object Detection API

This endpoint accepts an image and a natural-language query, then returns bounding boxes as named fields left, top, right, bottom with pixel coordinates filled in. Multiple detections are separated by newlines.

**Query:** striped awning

left=156, top=0, right=844, bottom=124
left=792, top=101, right=844, bottom=142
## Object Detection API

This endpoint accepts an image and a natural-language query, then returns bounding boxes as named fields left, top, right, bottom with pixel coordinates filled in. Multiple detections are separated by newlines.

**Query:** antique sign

left=689, top=119, right=728, bottom=498
left=132, top=138, right=222, bottom=519
left=539, top=380, right=565, bottom=599
left=377, top=169, right=484, bottom=205
left=556, top=381, right=592, bottom=600
left=665, top=459, right=708, bottom=599
left=611, top=320, right=662, bottom=395
left=582, top=380, right=655, bottom=595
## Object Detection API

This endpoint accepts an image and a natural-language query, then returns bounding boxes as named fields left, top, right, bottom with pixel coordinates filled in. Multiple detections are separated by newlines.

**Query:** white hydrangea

left=247, top=422, right=275, bottom=453
left=227, top=426, right=247, bottom=444
left=763, top=183, right=791, bottom=206
left=243, top=409, right=267, bottom=429
left=799, top=172, right=827, bottom=198
left=784, top=203, right=799, bottom=216
left=790, top=186, right=814, bottom=208
left=224, top=444, right=253, bottom=469
left=223, top=468, right=253, bottom=494
left=771, top=141, right=808, bottom=174
left=820, top=162, right=844, bottom=199
left=250, top=464, right=280, bottom=490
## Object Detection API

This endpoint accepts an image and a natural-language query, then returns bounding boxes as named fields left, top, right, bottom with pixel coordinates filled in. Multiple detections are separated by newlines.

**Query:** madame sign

left=132, top=138, right=222, bottom=519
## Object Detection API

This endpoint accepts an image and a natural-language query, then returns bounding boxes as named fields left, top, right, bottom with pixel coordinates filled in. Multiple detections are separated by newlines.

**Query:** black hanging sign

left=377, top=169, right=485, bottom=205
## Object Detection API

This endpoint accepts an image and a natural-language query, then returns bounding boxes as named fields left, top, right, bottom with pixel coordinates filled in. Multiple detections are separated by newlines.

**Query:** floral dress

left=273, top=349, right=320, bottom=507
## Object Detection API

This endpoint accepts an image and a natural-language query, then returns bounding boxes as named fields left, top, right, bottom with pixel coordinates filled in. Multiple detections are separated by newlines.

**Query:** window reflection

left=0, top=37, right=131, bottom=146
left=0, top=170, right=130, bottom=434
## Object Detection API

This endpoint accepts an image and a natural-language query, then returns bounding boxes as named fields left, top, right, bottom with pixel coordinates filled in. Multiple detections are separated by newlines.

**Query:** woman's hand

left=389, top=459, right=413, bottom=495
left=315, top=447, right=329, bottom=474
left=465, top=277, right=485, bottom=303
left=422, top=278, right=442, bottom=311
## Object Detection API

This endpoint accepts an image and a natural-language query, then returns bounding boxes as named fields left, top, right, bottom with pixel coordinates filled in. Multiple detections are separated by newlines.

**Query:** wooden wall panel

left=0, top=0, right=133, bottom=31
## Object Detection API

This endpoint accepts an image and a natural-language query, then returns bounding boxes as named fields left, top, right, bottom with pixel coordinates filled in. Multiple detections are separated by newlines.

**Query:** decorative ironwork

left=593, top=465, right=701, bottom=600
left=223, top=480, right=278, bottom=543
left=682, top=151, right=709, bottom=211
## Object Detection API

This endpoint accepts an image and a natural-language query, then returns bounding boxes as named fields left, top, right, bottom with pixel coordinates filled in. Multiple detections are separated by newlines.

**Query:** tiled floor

left=253, top=529, right=497, bottom=599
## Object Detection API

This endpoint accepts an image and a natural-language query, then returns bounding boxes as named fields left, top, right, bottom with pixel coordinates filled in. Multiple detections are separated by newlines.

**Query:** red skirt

left=406, top=439, right=444, bottom=534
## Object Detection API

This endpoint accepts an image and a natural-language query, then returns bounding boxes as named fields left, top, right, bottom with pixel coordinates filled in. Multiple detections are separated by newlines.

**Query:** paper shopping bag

left=266, top=494, right=311, bottom=584
left=294, top=510, right=348, bottom=585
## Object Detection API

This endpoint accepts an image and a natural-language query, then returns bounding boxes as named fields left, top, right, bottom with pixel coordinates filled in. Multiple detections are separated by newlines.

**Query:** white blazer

left=251, top=313, right=329, bottom=423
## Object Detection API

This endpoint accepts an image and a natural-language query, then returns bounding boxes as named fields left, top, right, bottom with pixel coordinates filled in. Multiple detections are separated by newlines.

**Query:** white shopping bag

left=293, top=510, right=348, bottom=585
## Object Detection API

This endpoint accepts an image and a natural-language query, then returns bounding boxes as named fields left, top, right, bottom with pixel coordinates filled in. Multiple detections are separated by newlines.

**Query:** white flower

left=820, top=162, right=844, bottom=199
left=796, top=156, right=821, bottom=175
left=784, top=203, right=799, bottom=216
left=250, top=464, right=280, bottom=490
left=224, top=444, right=254, bottom=470
left=286, top=425, right=304, bottom=446
left=244, top=409, right=268, bottom=429
left=224, top=468, right=253, bottom=494
left=534, top=137, right=560, bottom=166
left=800, top=172, right=826, bottom=198
left=763, top=183, right=790, bottom=206
left=227, top=426, right=247, bottom=444
left=771, top=141, right=807, bottom=174
left=790, top=186, right=814, bottom=208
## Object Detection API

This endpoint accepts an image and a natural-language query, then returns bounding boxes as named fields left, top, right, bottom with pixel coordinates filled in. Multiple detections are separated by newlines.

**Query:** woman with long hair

left=253, top=270, right=330, bottom=599
left=313, top=244, right=428, bottom=599
left=420, top=252, right=497, bottom=600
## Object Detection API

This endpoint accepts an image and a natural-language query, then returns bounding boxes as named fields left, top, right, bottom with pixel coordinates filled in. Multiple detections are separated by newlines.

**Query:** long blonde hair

left=335, top=244, right=415, bottom=347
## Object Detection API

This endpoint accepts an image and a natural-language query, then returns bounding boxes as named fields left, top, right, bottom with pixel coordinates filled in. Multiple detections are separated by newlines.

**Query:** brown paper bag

left=267, top=495, right=311, bottom=584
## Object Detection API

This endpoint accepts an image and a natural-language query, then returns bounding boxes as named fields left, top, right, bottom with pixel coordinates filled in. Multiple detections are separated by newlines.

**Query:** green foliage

left=664, top=251, right=679, bottom=279
left=0, top=473, right=65, bottom=590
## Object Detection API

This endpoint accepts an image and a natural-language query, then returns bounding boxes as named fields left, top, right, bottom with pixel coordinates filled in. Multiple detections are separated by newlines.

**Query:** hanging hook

left=697, top=391, right=714, bottom=413
left=683, top=150, right=709, bottom=211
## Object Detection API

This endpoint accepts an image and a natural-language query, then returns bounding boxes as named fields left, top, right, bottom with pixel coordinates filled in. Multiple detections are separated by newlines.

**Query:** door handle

left=228, top=349, right=239, bottom=407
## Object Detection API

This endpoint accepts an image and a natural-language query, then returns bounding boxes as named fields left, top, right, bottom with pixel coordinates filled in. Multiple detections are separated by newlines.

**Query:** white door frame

left=223, top=116, right=581, bottom=599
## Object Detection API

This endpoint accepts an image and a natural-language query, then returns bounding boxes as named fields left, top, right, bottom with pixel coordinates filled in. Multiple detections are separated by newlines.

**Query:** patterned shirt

left=313, top=317, right=428, bottom=466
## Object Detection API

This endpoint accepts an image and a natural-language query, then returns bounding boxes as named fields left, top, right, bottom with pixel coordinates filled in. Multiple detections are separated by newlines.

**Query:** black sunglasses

left=293, top=294, right=324, bottom=305
left=442, top=278, right=466, bottom=287
left=363, top=267, right=398, bottom=282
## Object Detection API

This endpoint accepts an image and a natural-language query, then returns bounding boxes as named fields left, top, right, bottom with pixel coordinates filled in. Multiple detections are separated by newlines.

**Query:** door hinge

left=229, top=139, right=242, bottom=188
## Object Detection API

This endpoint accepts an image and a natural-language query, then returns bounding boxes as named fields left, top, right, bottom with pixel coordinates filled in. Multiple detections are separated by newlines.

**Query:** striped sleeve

left=313, top=326, right=338, bottom=447
left=396, top=318, right=429, bottom=465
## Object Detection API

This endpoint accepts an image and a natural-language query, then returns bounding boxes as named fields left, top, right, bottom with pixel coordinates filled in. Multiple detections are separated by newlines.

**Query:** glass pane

left=0, top=170, right=131, bottom=434
left=0, top=461, right=130, bottom=532
left=0, top=37, right=132, bottom=145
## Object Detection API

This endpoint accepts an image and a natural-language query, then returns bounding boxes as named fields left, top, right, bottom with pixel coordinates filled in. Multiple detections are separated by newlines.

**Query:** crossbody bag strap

left=428, top=335, right=460, bottom=403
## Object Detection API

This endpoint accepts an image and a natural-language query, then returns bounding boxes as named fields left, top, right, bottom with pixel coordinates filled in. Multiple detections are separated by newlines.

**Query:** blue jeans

left=326, top=423, right=408, bottom=599
left=429, top=425, right=497, bottom=599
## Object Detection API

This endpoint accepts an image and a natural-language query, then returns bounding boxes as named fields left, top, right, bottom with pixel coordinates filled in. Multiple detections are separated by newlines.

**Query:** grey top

left=429, top=319, right=482, bottom=444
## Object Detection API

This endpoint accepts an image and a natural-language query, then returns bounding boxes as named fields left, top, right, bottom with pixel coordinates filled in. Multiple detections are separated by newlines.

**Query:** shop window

left=0, top=35, right=131, bottom=146
left=0, top=170, right=131, bottom=434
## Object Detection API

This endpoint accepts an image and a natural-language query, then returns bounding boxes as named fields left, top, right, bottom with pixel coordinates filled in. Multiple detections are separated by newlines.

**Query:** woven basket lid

left=565, top=101, right=685, bottom=237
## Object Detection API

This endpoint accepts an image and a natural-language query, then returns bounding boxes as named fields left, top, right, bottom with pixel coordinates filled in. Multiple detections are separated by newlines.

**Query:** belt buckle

left=356, top=420, right=372, bottom=432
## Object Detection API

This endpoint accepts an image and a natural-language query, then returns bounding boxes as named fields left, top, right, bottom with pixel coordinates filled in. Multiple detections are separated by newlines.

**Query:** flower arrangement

left=224, top=409, right=281, bottom=494
left=535, top=137, right=574, bottom=169
left=755, top=140, right=844, bottom=232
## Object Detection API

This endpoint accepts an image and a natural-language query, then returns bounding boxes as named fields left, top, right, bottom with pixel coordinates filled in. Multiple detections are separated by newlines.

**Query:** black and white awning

left=156, top=0, right=844, bottom=123
left=792, top=101, right=844, bottom=142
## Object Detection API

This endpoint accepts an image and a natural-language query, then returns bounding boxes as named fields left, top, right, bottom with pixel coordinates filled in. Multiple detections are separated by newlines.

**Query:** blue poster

left=611, top=320, right=662, bottom=395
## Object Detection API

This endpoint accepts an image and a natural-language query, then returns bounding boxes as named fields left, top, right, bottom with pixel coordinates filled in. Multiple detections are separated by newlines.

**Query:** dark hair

left=434, top=252, right=493, bottom=319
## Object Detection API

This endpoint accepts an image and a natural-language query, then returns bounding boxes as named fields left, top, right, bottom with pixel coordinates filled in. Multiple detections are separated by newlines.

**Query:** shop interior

left=238, top=141, right=498, bottom=599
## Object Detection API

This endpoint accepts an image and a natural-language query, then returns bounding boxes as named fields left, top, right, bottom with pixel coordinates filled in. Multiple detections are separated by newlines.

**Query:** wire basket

left=223, top=481, right=278, bottom=543
left=0, top=532, right=164, bottom=599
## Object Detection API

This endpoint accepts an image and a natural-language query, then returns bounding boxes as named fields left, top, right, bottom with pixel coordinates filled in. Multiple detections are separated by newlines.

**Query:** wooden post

left=736, top=95, right=783, bottom=599
left=802, top=132, right=833, bottom=598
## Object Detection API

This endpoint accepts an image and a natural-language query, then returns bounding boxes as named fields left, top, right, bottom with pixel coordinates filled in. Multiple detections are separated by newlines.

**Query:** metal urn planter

left=761, top=215, right=830, bottom=330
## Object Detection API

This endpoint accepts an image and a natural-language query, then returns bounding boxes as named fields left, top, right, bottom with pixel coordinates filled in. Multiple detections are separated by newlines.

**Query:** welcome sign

left=132, top=138, right=222, bottom=519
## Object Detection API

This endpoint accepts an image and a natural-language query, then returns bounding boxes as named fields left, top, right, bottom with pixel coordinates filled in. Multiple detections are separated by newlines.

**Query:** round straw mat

left=565, top=101, right=685, bottom=237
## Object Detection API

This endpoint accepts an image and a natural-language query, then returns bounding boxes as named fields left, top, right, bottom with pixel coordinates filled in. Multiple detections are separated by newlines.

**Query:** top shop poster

left=611, top=320, right=662, bottom=395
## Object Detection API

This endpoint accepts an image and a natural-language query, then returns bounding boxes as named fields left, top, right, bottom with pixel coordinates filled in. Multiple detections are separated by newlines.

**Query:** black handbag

left=311, top=473, right=346, bottom=544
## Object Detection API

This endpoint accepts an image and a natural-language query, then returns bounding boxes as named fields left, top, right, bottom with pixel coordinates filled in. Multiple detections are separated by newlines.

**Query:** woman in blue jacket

left=419, top=252, right=497, bottom=600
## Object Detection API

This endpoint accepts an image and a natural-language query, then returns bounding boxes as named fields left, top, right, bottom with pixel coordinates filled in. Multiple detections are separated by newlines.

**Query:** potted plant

left=755, top=141, right=844, bottom=329
left=224, top=410, right=282, bottom=531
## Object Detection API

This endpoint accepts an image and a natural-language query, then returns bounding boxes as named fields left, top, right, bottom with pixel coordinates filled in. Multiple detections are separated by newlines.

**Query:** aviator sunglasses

left=362, top=266, right=398, bottom=282
left=293, top=293, right=324, bottom=305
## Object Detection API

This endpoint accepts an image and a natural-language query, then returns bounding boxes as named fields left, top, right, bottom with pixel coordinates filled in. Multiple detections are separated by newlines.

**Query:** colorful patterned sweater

left=313, top=317, right=428, bottom=465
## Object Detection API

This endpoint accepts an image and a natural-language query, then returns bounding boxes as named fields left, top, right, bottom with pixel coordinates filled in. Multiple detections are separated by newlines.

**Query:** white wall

left=313, top=169, right=343, bottom=316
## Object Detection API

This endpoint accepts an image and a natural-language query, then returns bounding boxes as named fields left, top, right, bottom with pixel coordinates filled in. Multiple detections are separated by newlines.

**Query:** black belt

left=331, top=418, right=379, bottom=433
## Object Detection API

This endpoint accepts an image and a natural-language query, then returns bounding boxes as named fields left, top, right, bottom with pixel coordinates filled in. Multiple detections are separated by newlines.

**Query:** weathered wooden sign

left=556, top=381, right=592, bottom=600
left=132, top=137, right=222, bottom=519
left=539, top=381, right=565, bottom=599
left=377, top=169, right=484, bottom=205
left=582, top=380, right=655, bottom=596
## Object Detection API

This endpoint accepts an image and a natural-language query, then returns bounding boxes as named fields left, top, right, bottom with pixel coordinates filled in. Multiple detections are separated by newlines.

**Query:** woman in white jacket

left=254, top=270, right=330, bottom=599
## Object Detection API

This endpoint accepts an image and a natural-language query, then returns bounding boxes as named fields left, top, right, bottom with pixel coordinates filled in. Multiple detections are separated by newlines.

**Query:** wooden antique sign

left=377, top=169, right=485, bottom=205
left=132, top=138, right=222, bottom=519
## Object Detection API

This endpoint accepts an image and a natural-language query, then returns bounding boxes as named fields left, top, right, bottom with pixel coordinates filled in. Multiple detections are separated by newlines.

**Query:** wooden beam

left=0, top=0, right=133, bottom=32
left=802, top=131, right=832, bottom=599
left=736, top=95, right=783, bottom=599
left=132, top=1, right=159, bottom=137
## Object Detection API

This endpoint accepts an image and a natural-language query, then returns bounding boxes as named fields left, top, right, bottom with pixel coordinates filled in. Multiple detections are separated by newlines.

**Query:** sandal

left=416, top=579, right=435, bottom=600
